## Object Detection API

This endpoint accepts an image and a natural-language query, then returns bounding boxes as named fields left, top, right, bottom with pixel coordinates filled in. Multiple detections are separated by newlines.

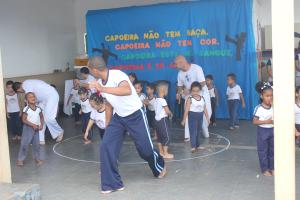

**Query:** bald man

left=88, top=56, right=166, bottom=194
left=175, top=55, right=211, bottom=138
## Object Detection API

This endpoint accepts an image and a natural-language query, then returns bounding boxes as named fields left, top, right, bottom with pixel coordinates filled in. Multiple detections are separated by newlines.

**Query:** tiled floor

left=8, top=117, right=300, bottom=200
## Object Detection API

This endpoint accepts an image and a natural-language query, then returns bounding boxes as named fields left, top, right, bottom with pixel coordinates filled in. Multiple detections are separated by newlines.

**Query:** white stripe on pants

left=39, top=92, right=63, bottom=142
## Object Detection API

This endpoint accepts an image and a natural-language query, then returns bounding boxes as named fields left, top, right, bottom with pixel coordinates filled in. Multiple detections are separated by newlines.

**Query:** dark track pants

left=100, top=108, right=165, bottom=191
left=257, top=127, right=274, bottom=172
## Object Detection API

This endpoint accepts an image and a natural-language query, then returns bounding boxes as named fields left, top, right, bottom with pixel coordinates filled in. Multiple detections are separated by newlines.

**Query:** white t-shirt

left=177, top=64, right=205, bottom=90
left=208, top=87, right=216, bottom=98
left=189, top=96, right=206, bottom=112
left=177, top=63, right=209, bottom=97
left=154, top=98, right=168, bottom=121
left=80, top=99, right=92, bottom=113
left=90, top=109, right=106, bottom=129
left=147, top=96, right=156, bottom=111
left=23, top=80, right=58, bottom=103
left=23, top=105, right=42, bottom=126
left=226, top=85, right=242, bottom=100
left=70, top=88, right=80, bottom=104
left=139, top=93, right=146, bottom=103
left=6, top=93, right=20, bottom=113
left=295, top=104, right=300, bottom=125
left=253, top=104, right=273, bottom=128
left=98, top=70, right=142, bottom=117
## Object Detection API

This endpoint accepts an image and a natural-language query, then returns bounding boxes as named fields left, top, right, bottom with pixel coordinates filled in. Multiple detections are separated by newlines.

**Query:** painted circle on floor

left=53, top=128, right=230, bottom=165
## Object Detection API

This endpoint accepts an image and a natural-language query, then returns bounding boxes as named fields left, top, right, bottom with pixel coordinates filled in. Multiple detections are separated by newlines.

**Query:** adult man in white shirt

left=175, top=55, right=212, bottom=138
left=88, top=56, right=166, bottom=194
left=13, top=80, right=64, bottom=144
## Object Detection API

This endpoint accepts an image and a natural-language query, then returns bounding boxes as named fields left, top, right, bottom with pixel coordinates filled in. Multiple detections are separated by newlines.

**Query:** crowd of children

left=5, top=64, right=300, bottom=179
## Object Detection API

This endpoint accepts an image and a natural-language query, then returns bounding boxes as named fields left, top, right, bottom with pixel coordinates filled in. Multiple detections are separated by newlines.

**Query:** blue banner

left=86, top=0, right=258, bottom=119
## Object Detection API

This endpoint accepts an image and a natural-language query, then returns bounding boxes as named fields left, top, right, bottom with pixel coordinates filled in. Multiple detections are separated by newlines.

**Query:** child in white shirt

left=154, top=82, right=173, bottom=159
left=17, top=92, right=44, bottom=167
left=84, top=93, right=106, bottom=141
left=182, top=82, right=209, bottom=153
left=5, top=80, right=22, bottom=140
left=226, top=73, right=246, bottom=130
left=253, top=82, right=274, bottom=176
left=78, top=87, right=93, bottom=144
left=67, top=78, right=81, bottom=124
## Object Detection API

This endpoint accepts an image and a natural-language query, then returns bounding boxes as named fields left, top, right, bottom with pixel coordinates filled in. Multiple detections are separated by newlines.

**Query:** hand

left=266, top=118, right=273, bottom=124
left=39, top=124, right=43, bottom=131
left=181, top=120, right=185, bottom=126
left=6, top=113, right=10, bottom=118
left=79, top=110, right=82, bottom=115
left=32, top=125, right=39, bottom=130
left=144, top=99, right=149, bottom=105
left=89, top=80, right=101, bottom=91
left=19, top=111, right=22, bottom=117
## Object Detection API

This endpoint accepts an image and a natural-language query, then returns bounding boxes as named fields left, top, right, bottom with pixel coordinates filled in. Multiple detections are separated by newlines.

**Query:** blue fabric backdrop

left=86, top=0, right=258, bottom=119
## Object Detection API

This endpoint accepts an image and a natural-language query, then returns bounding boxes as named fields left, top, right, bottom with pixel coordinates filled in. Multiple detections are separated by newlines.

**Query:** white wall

left=74, top=0, right=182, bottom=55
left=0, top=0, right=77, bottom=78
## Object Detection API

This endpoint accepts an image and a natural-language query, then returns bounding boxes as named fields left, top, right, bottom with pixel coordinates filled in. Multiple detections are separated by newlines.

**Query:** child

left=295, top=86, right=300, bottom=147
left=77, top=67, right=96, bottom=94
left=154, top=82, right=173, bottom=159
left=84, top=93, right=106, bottom=141
left=67, top=79, right=81, bottom=124
left=205, top=75, right=219, bottom=126
left=144, top=84, right=157, bottom=139
left=181, top=82, right=209, bottom=153
left=226, top=73, right=246, bottom=130
left=17, top=92, right=44, bottom=167
left=253, top=82, right=274, bottom=176
left=134, top=81, right=146, bottom=103
left=78, top=87, right=93, bottom=144
left=128, top=72, right=138, bottom=85
left=5, top=80, right=22, bottom=140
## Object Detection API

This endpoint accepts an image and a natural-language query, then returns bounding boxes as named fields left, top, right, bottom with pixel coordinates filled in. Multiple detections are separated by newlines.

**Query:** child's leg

left=7, top=113, right=15, bottom=139
left=74, top=103, right=81, bottom=122
left=268, top=129, right=274, bottom=172
left=160, top=118, right=173, bottom=158
left=210, top=97, right=216, bottom=124
left=227, top=100, right=234, bottom=127
left=188, top=112, right=198, bottom=149
left=196, top=113, right=204, bottom=149
left=157, top=143, right=164, bottom=156
left=17, top=125, right=34, bottom=162
left=15, top=113, right=23, bottom=137
left=99, top=128, right=105, bottom=139
left=32, top=130, right=42, bottom=161
left=257, top=127, right=269, bottom=173
left=233, top=100, right=240, bottom=126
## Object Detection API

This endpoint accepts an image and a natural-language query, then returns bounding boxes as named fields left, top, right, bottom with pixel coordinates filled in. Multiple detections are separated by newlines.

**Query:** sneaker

left=212, top=123, right=217, bottom=127
left=40, top=141, right=45, bottom=145
left=234, top=125, right=240, bottom=129
left=229, top=126, right=235, bottom=130
left=184, top=138, right=190, bottom=142
left=101, top=187, right=125, bottom=194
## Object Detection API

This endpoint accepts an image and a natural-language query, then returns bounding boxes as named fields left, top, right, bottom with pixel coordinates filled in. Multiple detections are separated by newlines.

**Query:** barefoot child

left=154, top=82, right=173, bottom=159
left=84, top=93, right=106, bottom=141
left=144, top=84, right=157, bottom=139
left=17, top=92, right=44, bottom=167
left=67, top=79, right=81, bottom=124
left=253, top=82, right=274, bottom=176
left=181, top=82, right=209, bottom=153
left=5, top=80, right=22, bottom=140
left=226, top=73, right=246, bottom=130
left=78, top=88, right=93, bottom=144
